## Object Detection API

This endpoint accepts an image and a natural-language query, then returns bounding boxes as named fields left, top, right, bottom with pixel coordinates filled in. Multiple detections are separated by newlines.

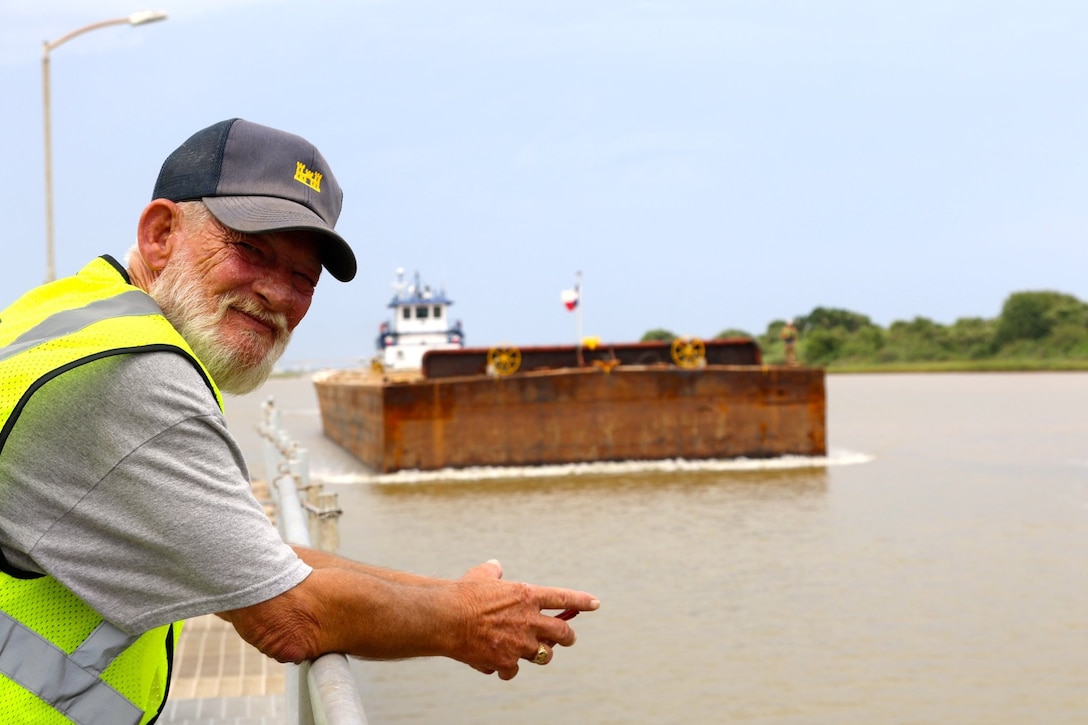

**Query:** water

left=225, top=372, right=1088, bottom=724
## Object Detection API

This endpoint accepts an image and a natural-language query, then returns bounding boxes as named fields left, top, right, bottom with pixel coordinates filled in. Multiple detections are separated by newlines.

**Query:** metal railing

left=257, top=397, right=368, bottom=725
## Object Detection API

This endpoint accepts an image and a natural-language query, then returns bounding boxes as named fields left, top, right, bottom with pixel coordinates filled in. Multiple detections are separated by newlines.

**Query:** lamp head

left=128, top=10, right=168, bottom=26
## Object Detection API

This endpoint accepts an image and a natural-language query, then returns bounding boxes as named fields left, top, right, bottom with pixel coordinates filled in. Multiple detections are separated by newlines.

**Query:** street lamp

left=42, top=10, right=168, bottom=282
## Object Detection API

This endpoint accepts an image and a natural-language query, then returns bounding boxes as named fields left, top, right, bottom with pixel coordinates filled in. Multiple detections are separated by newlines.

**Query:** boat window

left=402, top=307, right=410, bottom=320
left=433, top=306, right=443, bottom=319
left=415, top=305, right=429, bottom=319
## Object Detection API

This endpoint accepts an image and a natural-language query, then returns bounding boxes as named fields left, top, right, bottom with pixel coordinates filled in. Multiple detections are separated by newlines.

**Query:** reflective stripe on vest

left=0, top=290, right=160, bottom=365
left=0, top=613, right=142, bottom=725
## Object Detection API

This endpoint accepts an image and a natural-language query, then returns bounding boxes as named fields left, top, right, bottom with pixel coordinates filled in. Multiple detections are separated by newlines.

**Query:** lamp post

left=42, top=10, right=167, bottom=282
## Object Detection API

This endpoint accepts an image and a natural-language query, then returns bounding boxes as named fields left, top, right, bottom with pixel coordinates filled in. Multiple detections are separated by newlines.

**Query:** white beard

left=148, top=251, right=291, bottom=395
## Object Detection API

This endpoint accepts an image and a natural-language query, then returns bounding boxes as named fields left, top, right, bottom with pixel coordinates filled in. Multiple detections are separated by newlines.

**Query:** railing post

left=305, top=477, right=321, bottom=545
left=317, top=491, right=341, bottom=553
left=285, top=662, right=312, bottom=725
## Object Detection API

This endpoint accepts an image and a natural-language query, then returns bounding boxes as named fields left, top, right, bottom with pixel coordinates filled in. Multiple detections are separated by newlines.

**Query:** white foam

left=313, top=449, right=874, bottom=485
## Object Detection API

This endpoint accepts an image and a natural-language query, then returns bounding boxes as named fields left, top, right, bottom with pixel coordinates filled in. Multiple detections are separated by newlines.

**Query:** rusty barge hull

left=313, top=364, right=826, bottom=474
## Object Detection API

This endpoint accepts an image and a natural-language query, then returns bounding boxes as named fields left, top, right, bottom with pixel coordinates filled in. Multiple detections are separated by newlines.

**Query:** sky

left=2, top=1, right=1087, bottom=369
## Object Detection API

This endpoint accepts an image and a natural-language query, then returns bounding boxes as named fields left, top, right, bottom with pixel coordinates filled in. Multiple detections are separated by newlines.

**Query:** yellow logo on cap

left=294, top=161, right=323, bottom=192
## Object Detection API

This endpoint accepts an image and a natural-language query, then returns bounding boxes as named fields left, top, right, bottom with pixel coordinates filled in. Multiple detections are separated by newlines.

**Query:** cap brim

left=204, top=196, right=357, bottom=282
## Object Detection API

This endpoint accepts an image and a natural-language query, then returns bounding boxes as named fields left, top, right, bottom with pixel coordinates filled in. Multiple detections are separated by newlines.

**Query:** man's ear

left=136, top=199, right=180, bottom=272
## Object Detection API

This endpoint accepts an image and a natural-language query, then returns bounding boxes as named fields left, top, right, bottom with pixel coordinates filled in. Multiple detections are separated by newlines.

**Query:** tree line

left=641, top=290, right=1088, bottom=369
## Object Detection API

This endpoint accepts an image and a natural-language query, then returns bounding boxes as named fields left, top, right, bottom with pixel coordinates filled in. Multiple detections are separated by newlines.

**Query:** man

left=781, top=318, right=799, bottom=366
left=0, top=119, right=598, bottom=724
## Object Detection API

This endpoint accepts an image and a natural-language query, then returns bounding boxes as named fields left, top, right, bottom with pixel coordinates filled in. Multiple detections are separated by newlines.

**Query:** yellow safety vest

left=0, top=256, right=223, bottom=724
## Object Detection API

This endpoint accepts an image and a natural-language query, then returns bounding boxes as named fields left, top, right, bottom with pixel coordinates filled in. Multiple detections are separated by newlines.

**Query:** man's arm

left=288, top=545, right=445, bottom=586
left=218, top=548, right=599, bottom=680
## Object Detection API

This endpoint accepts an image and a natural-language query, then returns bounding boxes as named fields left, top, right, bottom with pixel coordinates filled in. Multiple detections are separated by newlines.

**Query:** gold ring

left=532, top=643, right=548, bottom=665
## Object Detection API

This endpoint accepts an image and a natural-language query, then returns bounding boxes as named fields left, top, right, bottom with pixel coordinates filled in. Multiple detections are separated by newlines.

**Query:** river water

left=225, top=372, right=1088, bottom=724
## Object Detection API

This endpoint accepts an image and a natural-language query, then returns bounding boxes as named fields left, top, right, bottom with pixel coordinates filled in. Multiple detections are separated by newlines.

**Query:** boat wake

left=314, top=449, right=874, bottom=486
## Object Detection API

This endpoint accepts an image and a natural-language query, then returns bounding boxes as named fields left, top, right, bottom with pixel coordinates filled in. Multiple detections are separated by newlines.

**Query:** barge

left=314, top=336, right=826, bottom=474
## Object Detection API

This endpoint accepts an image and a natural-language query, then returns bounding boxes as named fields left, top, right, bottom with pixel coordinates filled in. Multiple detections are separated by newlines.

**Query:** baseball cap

left=152, top=118, right=357, bottom=282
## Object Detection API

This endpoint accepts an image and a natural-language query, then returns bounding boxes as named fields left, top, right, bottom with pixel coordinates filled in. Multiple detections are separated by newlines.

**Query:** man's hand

left=449, top=559, right=599, bottom=680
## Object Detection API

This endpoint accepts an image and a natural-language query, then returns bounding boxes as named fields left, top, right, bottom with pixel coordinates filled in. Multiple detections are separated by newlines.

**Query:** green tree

left=947, top=317, right=996, bottom=359
left=714, top=328, right=752, bottom=339
left=641, top=328, right=676, bottom=342
left=795, top=307, right=878, bottom=365
left=840, top=325, right=885, bottom=360
left=801, top=329, right=845, bottom=366
left=799, top=307, right=875, bottom=334
left=993, top=291, right=1088, bottom=349
left=886, top=316, right=951, bottom=361
left=1046, top=323, right=1088, bottom=357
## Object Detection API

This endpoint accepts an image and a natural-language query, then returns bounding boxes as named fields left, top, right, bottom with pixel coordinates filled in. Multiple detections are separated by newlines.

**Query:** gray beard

left=148, top=258, right=291, bottom=395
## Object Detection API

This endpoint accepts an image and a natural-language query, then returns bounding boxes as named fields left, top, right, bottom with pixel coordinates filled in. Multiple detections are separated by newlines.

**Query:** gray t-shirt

left=0, top=351, right=311, bottom=635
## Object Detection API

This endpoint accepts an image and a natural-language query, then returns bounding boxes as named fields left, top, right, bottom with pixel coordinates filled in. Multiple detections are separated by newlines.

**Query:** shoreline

left=824, top=360, right=1088, bottom=373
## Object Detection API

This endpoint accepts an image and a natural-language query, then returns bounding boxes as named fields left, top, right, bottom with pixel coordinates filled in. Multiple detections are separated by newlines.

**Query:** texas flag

left=560, top=286, right=580, bottom=311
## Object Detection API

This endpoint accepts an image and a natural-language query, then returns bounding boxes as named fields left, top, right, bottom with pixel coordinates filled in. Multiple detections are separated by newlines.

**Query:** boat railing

left=257, top=397, right=369, bottom=725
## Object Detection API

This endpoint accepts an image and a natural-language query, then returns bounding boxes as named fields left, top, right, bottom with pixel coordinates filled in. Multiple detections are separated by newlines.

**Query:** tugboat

left=376, top=268, right=464, bottom=370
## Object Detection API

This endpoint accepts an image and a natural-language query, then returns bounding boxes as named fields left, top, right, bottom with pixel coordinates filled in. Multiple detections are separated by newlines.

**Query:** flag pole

left=575, top=270, right=583, bottom=344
